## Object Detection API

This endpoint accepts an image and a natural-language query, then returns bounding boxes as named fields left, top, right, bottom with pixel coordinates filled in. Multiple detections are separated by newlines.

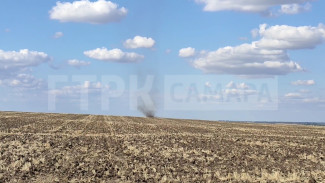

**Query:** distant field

left=0, top=111, right=324, bottom=182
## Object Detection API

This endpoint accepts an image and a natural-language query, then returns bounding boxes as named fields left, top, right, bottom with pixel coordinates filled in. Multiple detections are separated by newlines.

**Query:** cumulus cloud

left=0, top=74, right=45, bottom=90
left=0, top=49, right=51, bottom=71
left=205, top=81, right=212, bottom=88
left=84, top=48, right=144, bottom=63
left=299, top=89, right=310, bottom=93
left=191, top=43, right=302, bottom=76
left=179, top=47, right=196, bottom=58
left=200, top=81, right=258, bottom=102
left=181, top=23, right=325, bottom=77
left=224, top=81, right=257, bottom=96
left=67, top=59, right=91, bottom=68
left=237, top=83, right=250, bottom=89
left=49, top=0, right=127, bottom=24
left=285, top=92, right=302, bottom=98
left=195, top=0, right=313, bottom=15
left=0, top=49, right=50, bottom=91
left=224, top=88, right=257, bottom=96
left=49, top=81, right=108, bottom=97
left=254, top=24, right=325, bottom=50
left=282, top=89, right=325, bottom=106
left=53, top=32, right=64, bottom=39
left=225, top=81, right=253, bottom=90
left=292, top=80, right=315, bottom=86
left=123, top=36, right=155, bottom=49
left=302, top=97, right=325, bottom=104
left=280, top=3, right=311, bottom=14
left=225, top=81, right=236, bottom=88
left=251, top=29, right=259, bottom=38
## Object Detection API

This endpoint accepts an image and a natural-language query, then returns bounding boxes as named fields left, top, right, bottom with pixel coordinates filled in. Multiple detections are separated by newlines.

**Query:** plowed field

left=0, top=111, right=324, bottom=182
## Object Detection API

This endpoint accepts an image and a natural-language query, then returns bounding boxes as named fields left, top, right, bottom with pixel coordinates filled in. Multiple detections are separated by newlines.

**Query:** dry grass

left=0, top=111, right=324, bottom=182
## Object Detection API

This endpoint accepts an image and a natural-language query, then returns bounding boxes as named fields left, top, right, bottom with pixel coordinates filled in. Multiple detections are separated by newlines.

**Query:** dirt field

left=0, top=111, right=324, bottom=182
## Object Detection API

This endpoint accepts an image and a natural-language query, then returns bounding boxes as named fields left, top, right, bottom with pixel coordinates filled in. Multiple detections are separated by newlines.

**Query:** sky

left=0, top=0, right=325, bottom=122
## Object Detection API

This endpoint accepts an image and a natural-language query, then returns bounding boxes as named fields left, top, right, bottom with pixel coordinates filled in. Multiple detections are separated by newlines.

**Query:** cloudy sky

left=0, top=0, right=325, bottom=122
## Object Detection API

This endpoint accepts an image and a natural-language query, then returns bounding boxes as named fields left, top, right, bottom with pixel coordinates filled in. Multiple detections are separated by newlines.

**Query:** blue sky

left=0, top=0, right=325, bottom=122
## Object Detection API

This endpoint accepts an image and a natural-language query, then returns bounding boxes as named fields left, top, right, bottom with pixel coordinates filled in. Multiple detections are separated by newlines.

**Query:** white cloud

left=224, top=88, right=257, bottom=96
left=254, top=24, right=325, bottom=50
left=0, top=49, right=51, bottom=71
left=224, top=83, right=257, bottom=96
left=191, top=43, right=302, bottom=76
left=54, top=32, right=64, bottom=39
left=201, top=81, right=258, bottom=102
left=67, top=59, right=91, bottom=68
left=303, top=97, right=325, bottom=104
left=292, top=80, right=315, bottom=86
left=182, top=23, right=325, bottom=77
left=49, top=0, right=127, bottom=24
left=84, top=48, right=144, bottom=63
left=251, top=29, right=259, bottom=38
left=237, top=83, right=250, bottom=89
left=49, top=81, right=108, bottom=97
left=222, top=81, right=257, bottom=96
left=200, top=93, right=223, bottom=101
left=0, top=49, right=50, bottom=91
left=179, top=47, right=196, bottom=58
left=282, top=90, right=325, bottom=106
left=285, top=92, right=302, bottom=98
left=0, top=74, right=45, bottom=90
left=280, top=3, right=311, bottom=14
left=225, top=81, right=251, bottom=90
left=299, top=89, right=310, bottom=93
left=123, top=36, right=155, bottom=49
left=226, top=81, right=255, bottom=91
left=195, top=0, right=313, bottom=15
left=205, top=81, right=212, bottom=88
left=226, top=81, right=236, bottom=88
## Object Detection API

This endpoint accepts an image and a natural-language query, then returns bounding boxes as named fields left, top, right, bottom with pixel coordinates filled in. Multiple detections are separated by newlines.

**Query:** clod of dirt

left=308, top=177, right=317, bottom=183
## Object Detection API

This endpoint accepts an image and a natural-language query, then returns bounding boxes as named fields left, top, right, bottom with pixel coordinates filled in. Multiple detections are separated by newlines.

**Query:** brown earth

left=0, top=111, right=324, bottom=182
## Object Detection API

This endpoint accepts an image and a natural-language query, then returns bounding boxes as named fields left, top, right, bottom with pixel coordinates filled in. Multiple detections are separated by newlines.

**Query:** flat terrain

left=0, top=111, right=324, bottom=182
